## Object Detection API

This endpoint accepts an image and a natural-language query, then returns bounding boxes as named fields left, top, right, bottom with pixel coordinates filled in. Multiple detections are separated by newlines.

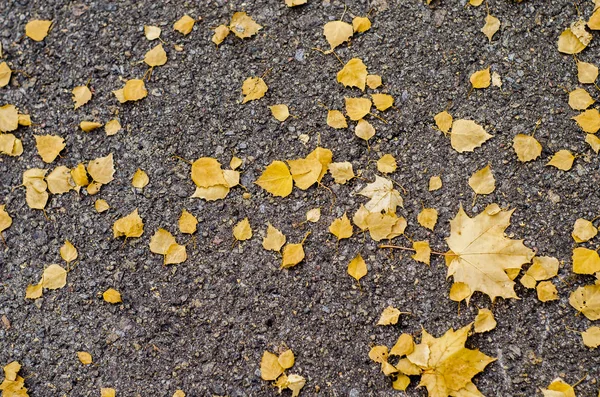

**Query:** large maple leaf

left=446, top=204, right=535, bottom=302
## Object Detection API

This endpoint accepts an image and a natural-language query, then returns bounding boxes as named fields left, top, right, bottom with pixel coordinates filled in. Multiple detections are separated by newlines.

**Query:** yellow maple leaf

left=242, top=77, right=268, bottom=103
left=446, top=205, right=534, bottom=302
left=337, top=58, right=367, bottom=91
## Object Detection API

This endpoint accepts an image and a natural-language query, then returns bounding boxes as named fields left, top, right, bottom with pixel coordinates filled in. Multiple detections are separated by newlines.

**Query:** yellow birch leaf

left=572, top=218, right=597, bottom=242
left=323, top=21, right=353, bottom=50
left=262, top=223, right=286, bottom=251
left=113, top=88, right=126, bottom=103
left=377, top=154, right=397, bottom=173
left=88, top=153, right=115, bottom=184
left=306, top=208, right=321, bottom=222
left=547, top=150, right=575, bottom=171
left=165, top=243, right=187, bottom=265
left=242, top=77, right=268, bottom=103
left=286, top=374, right=305, bottom=397
left=223, top=170, right=239, bottom=187
left=578, top=61, right=598, bottom=84
left=352, top=205, right=369, bottom=231
left=355, top=119, right=375, bottom=141
left=179, top=209, right=198, bottom=234
left=87, top=182, right=102, bottom=195
left=260, top=351, right=283, bottom=381
left=345, top=97, right=371, bottom=120
left=26, top=282, right=43, bottom=299
left=306, top=146, right=333, bottom=182
left=520, top=274, right=537, bottom=289
left=573, top=247, right=600, bottom=274
left=468, top=165, right=495, bottom=195
left=0, top=204, right=12, bottom=234
left=377, top=306, right=401, bottom=325
left=174, top=15, right=195, bottom=35
left=123, top=79, right=147, bottom=101
left=582, top=326, right=600, bottom=348
left=368, top=345, right=389, bottom=364
left=537, top=281, right=558, bottom=302
left=392, top=375, right=411, bottom=391
left=449, top=282, right=471, bottom=302
left=418, top=208, right=438, bottom=231
left=105, top=119, right=121, bottom=136
left=269, top=104, right=289, bottom=121
left=590, top=7, right=600, bottom=29
left=95, top=199, right=109, bottom=213
left=144, top=43, right=167, bottom=67
left=390, top=334, right=415, bottom=357
left=144, top=25, right=161, bottom=40
left=192, top=186, right=229, bottom=201
left=101, top=388, right=116, bottom=397
left=150, top=228, right=176, bottom=255
left=212, top=25, right=230, bottom=45
left=72, top=85, right=92, bottom=109
left=0, top=134, right=22, bottom=157
left=470, top=67, right=491, bottom=89
left=470, top=0, right=484, bottom=5
left=285, top=0, right=307, bottom=6
left=287, top=158, right=321, bottom=190
left=347, top=253, right=367, bottom=282
left=0, top=104, right=18, bottom=132
left=512, top=134, right=542, bottom=162
left=573, top=108, right=600, bottom=133
left=412, top=241, right=431, bottom=265
left=328, top=162, right=354, bottom=184
left=450, top=119, right=492, bottom=152
left=558, top=27, right=588, bottom=54
left=434, top=111, right=452, bottom=134
left=481, top=15, right=500, bottom=42
left=569, top=284, right=600, bottom=320
left=233, top=218, right=252, bottom=241
left=473, top=308, right=496, bottom=333
left=42, top=264, right=67, bottom=289
left=4, top=362, right=21, bottom=381
left=525, top=256, right=559, bottom=281
left=337, top=58, right=367, bottom=91
left=131, top=169, right=149, bottom=188
left=329, top=213, right=353, bottom=240
left=568, top=88, right=595, bottom=110
left=278, top=350, right=295, bottom=369
left=429, top=176, right=442, bottom=191
left=60, top=240, right=78, bottom=263
left=230, top=156, right=243, bottom=170
left=281, top=242, right=305, bottom=269
left=191, top=157, right=227, bottom=187
left=372, top=93, right=394, bottom=111
left=25, top=20, right=52, bottom=41
left=173, top=390, right=186, bottom=397
left=35, top=135, right=65, bottom=163
left=77, top=352, right=93, bottom=365
left=113, top=209, right=144, bottom=238
left=26, top=186, right=49, bottom=209
left=492, top=71, right=502, bottom=87
left=327, top=109, right=348, bottom=129
left=446, top=205, right=534, bottom=302
left=366, top=74, right=382, bottom=89
left=352, top=16, right=371, bottom=33
left=0, top=62, right=11, bottom=87
left=229, top=12, right=262, bottom=39
left=80, top=120, right=102, bottom=132
left=71, top=163, right=89, bottom=187
left=102, top=288, right=122, bottom=303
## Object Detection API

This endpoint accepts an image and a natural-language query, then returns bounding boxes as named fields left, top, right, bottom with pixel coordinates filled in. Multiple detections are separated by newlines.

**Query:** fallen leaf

left=278, top=350, right=295, bottom=369
left=123, top=79, right=147, bottom=101
left=512, top=134, right=542, bottom=162
left=328, top=162, right=354, bottom=184
left=323, top=21, right=353, bottom=50
left=568, top=88, right=595, bottom=110
left=345, top=97, right=372, bottom=120
left=377, top=154, right=397, bottom=173
left=417, top=208, right=438, bottom=231
left=0, top=205, right=11, bottom=236
left=72, top=85, right=92, bottom=109
left=144, top=25, right=161, bottom=40
left=446, top=205, right=535, bottom=302
left=173, top=391, right=186, bottom=397
left=269, top=104, right=290, bottom=121
left=569, top=284, right=600, bottom=320
left=449, top=282, right=471, bottom=302
left=46, top=166, right=73, bottom=194
left=95, top=199, right=109, bottom=213
left=582, top=326, right=600, bottom=348
left=390, top=333, right=415, bottom=357
left=547, top=150, right=575, bottom=171
left=150, top=228, right=177, bottom=255
left=468, top=165, right=495, bottom=195
left=260, top=351, right=284, bottom=380
left=263, top=223, right=286, bottom=251
left=412, top=240, right=431, bottom=265
left=255, top=161, right=293, bottom=197
left=327, top=109, right=348, bottom=129
left=88, top=153, right=115, bottom=184
left=450, top=119, right=492, bottom=152
left=285, top=0, right=307, bottom=6
left=102, top=288, right=122, bottom=304
left=306, top=208, right=321, bottom=222
left=573, top=247, right=600, bottom=274
left=174, top=15, right=195, bottom=35
left=71, top=163, right=89, bottom=187
left=0, top=133, right=23, bottom=157
left=288, top=158, right=321, bottom=190
left=42, top=264, right=67, bottom=289
left=233, top=218, right=252, bottom=241
left=80, top=121, right=102, bottom=132
left=144, top=43, right=167, bottom=67
left=337, top=58, right=367, bottom=91
left=537, top=281, right=558, bottom=302
left=434, top=111, right=452, bottom=134
left=348, top=253, right=367, bottom=282
left=0, top=62, right=11, bottom=87
left=577, top=61, right=598, bottom=84
left=101, top=388, right=116, bottom=397
left=35, top=135, right=65, bottom=163
left=366, top=75, right=382, bottom=89
left=230, top=157, right=243, bottom=170
left=191, top=157, right=227, bottom=188
left=558, top=23, right=590, bottom=54
left=429, top=176, right=442, bottom=191
left=179, top=210, right=197, bottom=234
left=113, top=209, right=144, bottom=238
left=377, top=306, right=401, bottom=325
left=26, top=282, right=43, bottom=299
left=329, top=213, right=353, bottom=240
left=76, top=351, right=92, bottom=365
left=474, top=308, right=496, bottom=333
left=524, top=256, right=559, bottom=281
left=131, top=169, right=149, bottom=188
left=242, top=77, right=268, bottom=103
left=573, top=108, right=600, bottom=133
left=359, top=176, right=403, bottom=214
left=352, top=16, right=371, bottom=33
left=281, top=238, right=307, bottom=269
left=105, top=119, right=121, bottom=136
left=0, top=104, right=19, bottom=132
left=355, top=119, right=375, bottom=141
left=372, top=94, right=394, bottom=111
left=470, top=67, right=491, bottom=89
left=481, top=15, right=500, bottom=41
left=230, top=12, right=262, bottom=39
left=572, top=218, right=597, bottom=242
left=26, top=20, right=52, bottom=41
left=491, top=71, right=502, bottom=87
left=165, top=243, right=187, bottom=265
left=60, top=240, right=78, bottom=263
left=212, top=25, right=230, bottom=45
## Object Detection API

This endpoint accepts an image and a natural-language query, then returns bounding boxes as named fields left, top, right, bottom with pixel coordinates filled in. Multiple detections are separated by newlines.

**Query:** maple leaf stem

left=379, top=244, right=448, bottom=256
left=171, top=154, right=192, bottom=165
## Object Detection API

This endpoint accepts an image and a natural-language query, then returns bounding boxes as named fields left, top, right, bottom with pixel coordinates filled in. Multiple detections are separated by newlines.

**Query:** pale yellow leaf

left=35, top=135, right=65, bottom=163
left=328, top=162, right=354, bottom=184
left=572, top=218, right=597, bottom=243
left=123, top=79, right=147, bottom=101
left=0, top=204, right=12, bottom=234
left=0, top=104, right=18, bottom=132
left=582, top=326, right=600, bottom=348
left=262, top=223, right=286, bottom=251
left=278, top=349, right=295, bottom=369
left=468, top=165, right=495, bottom=195
left=355, top=118, right=375, bottom=141
left=418, top=208, right=438, bottom=231
left=327, top=109, right=347, bottom=129
left=144, top=43, right=167, bottom=67
left=473, top=308, right=496, bottom=333
left=269, top=104, right=289, bottom=121
left=337, top=58, right=367, bottom=91
left=345, top=97, right=371, bottom=120
left=165, top=243, right=187, bottom=265
left=573, top=247, right=600, bottom=274
left=113, top=209, right=144, bottom=238
left=25, top=20, right=52, bottom=41
left=88, top=153, right=115, bottom=184
left=230, top=12, right=262, bottom=39
left=412, top=240, right=431, bottom=265
left=131, top=169, right=149, bottom=188
left=80, top=120, right=102, bottom=132
left=105, top=119, right=121, bottom=136
left=450, top=119, right=492, bottom=152
left=578, top=61, right=598, bottom=84
left=77, top=351, right=92, bottom=365
left=306, top=208, right=321, bottom=222
left=233, top=218, right=252, bottom=241
left=242, top=77, right=268, bottom=103
left=449, top=282, right=471, bottom=302
left=60, top=240, right=78, bottom=263
left=434, top=111, right=452, bottom=134
left=359, top=176, right=403, bottom=214
left=573, top=108, right=600, bottom=133
left=366, top=74, right=382, bottom=89
left=72, top=85, right=92, bottom=109
left=174, top=15, right=195, bottom=35
left=372, top=93, right=394, bottom=111
left=0, top=62, right=12, bottom=88
left=568, top=88, right=595, bottom=110
left=144, top=25, right=161, bottom=40
left=260, top=351, right=283, bottom=380
left=95, top=199, right=109, bottom=213
left=287, top=158, right=321, bottom=190
left=569, top=284, right=600, bottom=320
left=428, top=176, right=442, bottom=191
left=212, top=25, right=230, bottom=45
left=281, top=241, right=305, bottom=269
left=376, top=154, right=396, bottom=173
left=513, top=134, right=542, bottom=162
left=329, top=213, right=353, bottom=240
left=537, top=281, right=558, bottom=302
left=352, top=16, right=371, bottom=33
left=323, top=21, right=353, bottom=50
left=547, top=150, right=575, bottom=171
left=179, top=209, right=198, bottom=234
left=481, top=15, right=500, bottom=42
left=42, top=264, right=67, bottom=289
left=377, top=306, right=401, bottom=325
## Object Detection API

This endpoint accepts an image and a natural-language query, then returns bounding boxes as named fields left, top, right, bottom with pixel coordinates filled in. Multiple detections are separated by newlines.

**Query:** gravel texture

left=1, top=0, right=600, bottom=396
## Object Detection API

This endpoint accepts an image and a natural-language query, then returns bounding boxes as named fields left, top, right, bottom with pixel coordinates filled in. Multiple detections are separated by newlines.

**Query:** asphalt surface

left=1, top=0, right=600, bottom=396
